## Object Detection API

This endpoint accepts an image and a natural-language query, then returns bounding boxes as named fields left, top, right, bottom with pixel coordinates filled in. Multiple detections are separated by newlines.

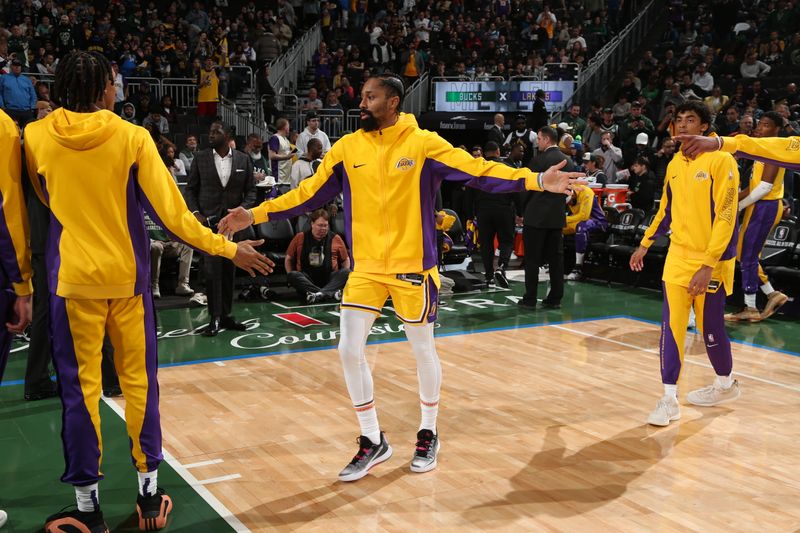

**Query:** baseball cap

left=306, top=110, right=319, bottom=121
left=10, top=58, right=22, bottom=66
left=602, top=107, right=613, bottom=113
left=572, top=140, right=583, bottom=150
left=636, top=132, right=649, bottom=145
left=582, top=152, right=592, bottom=161
left=558, top=122, right=572, bottom=131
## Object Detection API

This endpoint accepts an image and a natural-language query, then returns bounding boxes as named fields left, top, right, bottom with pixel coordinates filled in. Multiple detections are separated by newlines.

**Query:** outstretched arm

left=676, top=134, right=800, bottom=170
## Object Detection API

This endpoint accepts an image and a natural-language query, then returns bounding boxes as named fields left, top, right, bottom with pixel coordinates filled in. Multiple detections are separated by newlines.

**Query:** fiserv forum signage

left=434, top=80, right=575, bottom=113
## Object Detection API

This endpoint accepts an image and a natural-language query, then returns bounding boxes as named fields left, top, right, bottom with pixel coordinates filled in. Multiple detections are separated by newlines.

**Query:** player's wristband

left=716, top=136, right=723, bottom=151
left=248, top=209, right=255, bottom=224
left=537, top=173, right=544, bottom=191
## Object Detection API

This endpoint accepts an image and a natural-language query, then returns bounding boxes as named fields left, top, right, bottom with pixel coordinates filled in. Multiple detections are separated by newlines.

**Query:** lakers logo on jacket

left=395, top=157, right=415, bottom=171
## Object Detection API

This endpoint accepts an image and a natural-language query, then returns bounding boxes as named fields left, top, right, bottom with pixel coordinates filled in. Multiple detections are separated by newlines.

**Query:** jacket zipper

left=377, top=131, right=391, bottom=271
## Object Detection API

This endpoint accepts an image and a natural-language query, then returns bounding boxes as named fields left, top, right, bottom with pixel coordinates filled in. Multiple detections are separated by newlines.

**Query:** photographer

left=185, top=121, right=257, bottom=336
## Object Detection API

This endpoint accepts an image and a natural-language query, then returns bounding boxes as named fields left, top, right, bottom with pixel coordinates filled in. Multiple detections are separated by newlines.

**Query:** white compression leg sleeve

left=338, top=309, right=380, bottom=443
left=404, top=322, right=442, bottom=432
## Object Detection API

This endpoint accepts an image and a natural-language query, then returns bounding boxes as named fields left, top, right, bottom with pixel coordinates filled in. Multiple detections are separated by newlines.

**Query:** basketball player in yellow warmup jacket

left=0, top=108, right=32, bottom=383
left=23, top=51, right=273, bottom=533
left=631, top=101, right=740, bottom=427
left=219, top=73, right=583, bottom=482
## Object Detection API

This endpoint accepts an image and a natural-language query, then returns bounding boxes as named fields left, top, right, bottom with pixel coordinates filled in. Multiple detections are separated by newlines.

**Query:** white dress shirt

left=214, top=148, right=233, bottom=187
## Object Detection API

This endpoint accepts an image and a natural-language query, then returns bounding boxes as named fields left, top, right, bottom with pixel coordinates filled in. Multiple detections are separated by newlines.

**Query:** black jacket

left=465, top=156, right=522, bottom=218
left=522, top=147, right=573, bottom=229
left=184, top=148, right=257, bottom=224
left=486, top=125, right=506, bottom=147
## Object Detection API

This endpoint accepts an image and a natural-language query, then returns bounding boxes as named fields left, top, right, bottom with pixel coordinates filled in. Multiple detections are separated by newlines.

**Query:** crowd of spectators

left=513, top=0, right=800, bottom=214
left=298, top=0, right=637, bottom=115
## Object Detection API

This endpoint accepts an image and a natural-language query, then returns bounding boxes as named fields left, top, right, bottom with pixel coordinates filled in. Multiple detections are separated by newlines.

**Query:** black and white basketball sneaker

left=338, top=432, right=393, bottom=482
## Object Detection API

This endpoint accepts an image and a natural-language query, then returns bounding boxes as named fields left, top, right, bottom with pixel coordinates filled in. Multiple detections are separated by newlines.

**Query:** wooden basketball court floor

left=108, top=316, right=800, bottom=532
left=2, top=282, right=800, bottom=532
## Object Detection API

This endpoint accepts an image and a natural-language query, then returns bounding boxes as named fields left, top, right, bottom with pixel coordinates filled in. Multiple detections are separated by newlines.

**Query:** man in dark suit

left=185, top=121, right=258, bottom=336
left=486, top=113, right=506, bottom=147
left=519, top=126, right=572, bottom=309
left=466, top=141, right=520, bottom=288
left=531, top=89, right=549, bottom=131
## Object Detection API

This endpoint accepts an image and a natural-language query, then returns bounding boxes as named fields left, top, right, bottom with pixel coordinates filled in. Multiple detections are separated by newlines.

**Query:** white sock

left=715, top=374, right=733, bottom=389
left=338, top=309, right=380, bottom=443
left=138, top=470, right=158, bottom=497
left=760, top=282, right=774, bottom=296
left=75, top=483, right=100, bottom=512
left=404, top=323, right=442, bottom=432
left=575, top=252, right=585, bottom=265
left=744, top=293, right=757, bottom=308
left=663, top=384, right=678, bottom=399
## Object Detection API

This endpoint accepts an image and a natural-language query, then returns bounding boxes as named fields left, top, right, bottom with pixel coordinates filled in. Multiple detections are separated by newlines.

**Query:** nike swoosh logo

left=354, top=163, right=367, bottom=168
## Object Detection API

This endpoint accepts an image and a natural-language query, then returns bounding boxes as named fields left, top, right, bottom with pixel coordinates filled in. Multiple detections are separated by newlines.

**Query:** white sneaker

left=175, top=283, right=195, bottom=296
left=647, top=395, right=681, bottom=426
left=687, top=379, right=740, bottom=407
left=0, top=509, right=7, bottom=528
left=152, top=285, right=161, bottom=299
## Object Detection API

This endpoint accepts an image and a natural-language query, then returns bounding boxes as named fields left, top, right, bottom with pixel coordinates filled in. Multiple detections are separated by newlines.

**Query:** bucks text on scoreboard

left=434, top=80, right=575, bottom=113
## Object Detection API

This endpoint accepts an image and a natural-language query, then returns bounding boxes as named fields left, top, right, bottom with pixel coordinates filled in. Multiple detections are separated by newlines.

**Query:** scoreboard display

left=434, top=80, right=575, bottom=113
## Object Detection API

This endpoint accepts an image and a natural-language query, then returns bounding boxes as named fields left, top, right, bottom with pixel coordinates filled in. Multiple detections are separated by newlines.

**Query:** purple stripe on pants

left=50, top=294, right=103, bottom=486
left=0, top=288, right=14, bottom=384
left=660, top=283, right=683, bottom=385
left=575, top=219, right=608, bottom=254
left=426, top=276, right=439, bottom=323
left=138, top=293, right=163, bottom=472
left=740, top=200, right=780, bottom=294
left=701, top=288, right=733, bottom=377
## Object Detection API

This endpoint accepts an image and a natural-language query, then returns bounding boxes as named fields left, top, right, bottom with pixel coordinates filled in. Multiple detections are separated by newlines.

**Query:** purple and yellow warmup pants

left=0, top=287, right=14, bottom=384
left=572, top=219, right=608, bottom=254
left=51, top=293, right=162, bottom=486
left=660, top=282, right=732, bottom=385
left=737, top=199, right=782, bottom=295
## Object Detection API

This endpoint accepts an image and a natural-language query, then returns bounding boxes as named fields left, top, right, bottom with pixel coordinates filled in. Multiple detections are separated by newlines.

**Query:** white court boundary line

left=551, top=323, right=800, bottom=393
left=101, top=397, right=251, bottom=533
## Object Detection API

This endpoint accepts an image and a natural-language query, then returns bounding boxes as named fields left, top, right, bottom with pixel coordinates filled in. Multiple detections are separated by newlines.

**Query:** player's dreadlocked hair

left=54, top=51, right=114, bottom=112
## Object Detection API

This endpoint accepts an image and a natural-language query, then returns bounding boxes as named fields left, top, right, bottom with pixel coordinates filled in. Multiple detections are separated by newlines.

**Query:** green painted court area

left=1, top=280, right=797, bottom=531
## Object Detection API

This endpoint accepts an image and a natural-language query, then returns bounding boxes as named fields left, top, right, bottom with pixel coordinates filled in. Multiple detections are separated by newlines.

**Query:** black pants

left=6, top=109, right=34, bottom=130
left=478, top=209, right=515, bottom=279
left=204, top=256, right=236, bottom=319
left=522, top=226, right=564, bottom=305
left=26, top=253, right=54, bottom=394
left=287, top=269, right=350, bottom=298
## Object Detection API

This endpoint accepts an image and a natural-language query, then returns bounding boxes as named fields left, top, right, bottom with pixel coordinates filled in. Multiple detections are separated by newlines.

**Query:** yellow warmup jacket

left=641, top=146, right=740, bottom=293
left=24, top=108, right=236, bottom=299
left=0, top=109, right=31, bottom=296
left=721, top=135, right=800, bottom=171
left=564, top=184, right=605, bottom=234
left=748, top=161, right=785, bottom=200
left=251, top=113, right=544, bottom=274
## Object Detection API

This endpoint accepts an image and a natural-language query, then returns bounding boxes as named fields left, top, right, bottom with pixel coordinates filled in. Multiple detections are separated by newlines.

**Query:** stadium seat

left=295, top=214, right=310, bottom=234
left=256, top=220, right=295, bottom=276
left=760, top=217, right=799, bottom=267
left=591, top=207, right=646, bottom=283
left=440, top=208, right=470, bottom=266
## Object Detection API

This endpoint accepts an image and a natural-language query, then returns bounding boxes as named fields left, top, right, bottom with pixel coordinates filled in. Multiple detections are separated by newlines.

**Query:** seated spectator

left=740, top=51, right=771, bottom=79
left=301, top=87, right=323, bottom=111
left=142, top=109, right=169, bottom=135
left=290, top=138, right=323, bottom=189
left=120, top=102, right=138, bottom=124
left=618, top=156, right=657, bottom=212
left=564, top=184, right=608, bottom=281
left=160, top=95, right=179, bottom=129
left=244, top=133, right=270, bottom=178
left=179, top=134, right=199, bottom=172
left=651, top=137, right=677, bottom=185
left=296, top=111, right=332, bottom=155
left=285, top=208, right=351, bottom=303
left=592, top=131, right=624, bottom=181
left=146, top=215, right=194, bottom=299
left=717, top=106, right=741, bottom=136
left=704, top=85, right=729, bottom=115
left=582, top=153, right=608, bottom=185
left=160, top=144, right=187, bottom=180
